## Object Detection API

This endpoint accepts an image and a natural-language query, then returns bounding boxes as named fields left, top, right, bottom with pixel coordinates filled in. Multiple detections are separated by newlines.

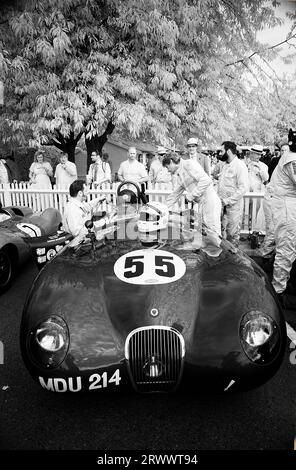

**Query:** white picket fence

left=0, top=181, right=264, bottom=234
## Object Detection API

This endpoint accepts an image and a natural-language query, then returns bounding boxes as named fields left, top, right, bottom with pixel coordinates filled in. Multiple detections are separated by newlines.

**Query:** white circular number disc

left=47, top=248, right=56, bottom=260
left=114, top=249, right=186, bottom=285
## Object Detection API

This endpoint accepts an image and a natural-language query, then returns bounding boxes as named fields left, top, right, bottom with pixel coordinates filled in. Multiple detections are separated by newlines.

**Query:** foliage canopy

left=0, top=0, right=295, bottom=160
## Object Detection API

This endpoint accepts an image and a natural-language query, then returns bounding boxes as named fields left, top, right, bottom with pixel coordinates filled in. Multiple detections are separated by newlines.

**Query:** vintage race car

left=0, top=201, right=62, bottom=293
left=20, top=183, right=286, bottom=393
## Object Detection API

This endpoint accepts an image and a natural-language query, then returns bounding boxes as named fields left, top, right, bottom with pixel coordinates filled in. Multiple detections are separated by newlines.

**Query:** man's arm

left=285, top=161, right=296, bottom=187
left=117, top=163, right=124, bottom=182
left=104, top=162, right=111, bottom=182
left=86, top=163, right=93, bottom=183
left=185, top=160, right=212, bottom=200
left=149, top=163, right=156, bottom=183
left=138, top=176, right=148, bottom=183
left=166, top=183, right=185, bottom=208
left=65, top=162, right=77, bottom=177
left=203, top=154, right=211, bottom=176
left=211, top=162, right=221, bottom=180
left=45, top=163, right=53, bottom=177
left=259, top=162, right=269, bottom=184
left=87, top=197, right=107, bottom=212
left=138, top=163, right=148, bottom=183
left=63, top=206, right=86, bottom=238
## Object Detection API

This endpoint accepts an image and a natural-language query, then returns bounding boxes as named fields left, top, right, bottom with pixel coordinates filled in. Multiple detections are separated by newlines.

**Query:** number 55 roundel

left=114, top=249, right=186, bottom=285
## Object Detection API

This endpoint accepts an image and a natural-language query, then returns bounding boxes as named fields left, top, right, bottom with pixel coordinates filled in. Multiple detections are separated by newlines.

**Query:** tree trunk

left=85, top=119, right=115, bottom=169
left=65, top=137, right=76, bottom=163
left=49, top=130, right=83, bottom=163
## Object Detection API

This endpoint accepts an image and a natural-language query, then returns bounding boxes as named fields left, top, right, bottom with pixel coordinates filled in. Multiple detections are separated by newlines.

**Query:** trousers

left=192, top=186, right=222, bottom=248
left=221, top=199, right=243, bottom=247
left=272, top=196, right=296, bottom=293
left=260, top=189, right=275, bottom=257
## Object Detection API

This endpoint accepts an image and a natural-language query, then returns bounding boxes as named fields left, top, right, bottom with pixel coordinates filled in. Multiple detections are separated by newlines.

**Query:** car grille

left=125, top=326, right=185, bottom=393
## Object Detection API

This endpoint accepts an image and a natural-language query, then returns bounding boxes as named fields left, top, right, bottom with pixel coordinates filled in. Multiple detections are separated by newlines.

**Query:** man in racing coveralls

left=217, top=141, right=249, bottom=247
left=63, top=180, right=105, bottom=244
left=268, top=149, right=296, bottom=302
left=260, top=142, right=290, bottom=257
left=162, top=153, right=221, bottom=253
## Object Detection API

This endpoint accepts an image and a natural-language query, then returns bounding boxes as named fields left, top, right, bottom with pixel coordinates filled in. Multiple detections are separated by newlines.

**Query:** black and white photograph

left=0, top=0, right=296, bottom=464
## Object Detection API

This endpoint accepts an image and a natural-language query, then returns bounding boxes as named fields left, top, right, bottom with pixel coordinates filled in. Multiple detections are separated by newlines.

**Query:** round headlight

left=29, top=316, right=69, bottom=369
left=36, top=323, right=66, bottom=352
left=240, top=311, right=280, bottom=364
left=244, top=317, right=273, bottom=347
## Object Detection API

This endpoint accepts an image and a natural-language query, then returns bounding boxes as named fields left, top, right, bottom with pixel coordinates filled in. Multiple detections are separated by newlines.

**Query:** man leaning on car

left=63, top=180, right=105, bottom=244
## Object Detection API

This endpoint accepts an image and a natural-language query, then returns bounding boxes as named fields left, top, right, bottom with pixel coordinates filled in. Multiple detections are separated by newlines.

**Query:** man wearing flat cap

left=186, top=137, right=211, bottom=175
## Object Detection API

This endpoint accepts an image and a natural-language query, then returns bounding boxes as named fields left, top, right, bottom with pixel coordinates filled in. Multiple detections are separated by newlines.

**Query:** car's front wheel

left=0, top=248, right=13, bottom=294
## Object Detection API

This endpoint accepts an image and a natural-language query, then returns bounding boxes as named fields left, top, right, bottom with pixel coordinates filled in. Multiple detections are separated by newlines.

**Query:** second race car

left=0, top=201, right=62, bottom=293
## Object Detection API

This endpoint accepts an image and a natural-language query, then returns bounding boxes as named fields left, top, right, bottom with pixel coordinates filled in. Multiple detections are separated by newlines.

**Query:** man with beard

left=217, top=141, right=249, bottom=247
left=87, top=151, right=111, bottom=186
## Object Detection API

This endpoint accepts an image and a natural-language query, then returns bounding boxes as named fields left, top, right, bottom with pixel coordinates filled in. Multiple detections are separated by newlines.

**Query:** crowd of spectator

left=1, top=131, right=296, bottom=307
left=93, top=135, right=295, bottom=307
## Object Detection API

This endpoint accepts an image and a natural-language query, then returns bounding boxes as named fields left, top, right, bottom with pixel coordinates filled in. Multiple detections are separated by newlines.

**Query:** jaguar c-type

left=20, top=182, right=286, bottom=393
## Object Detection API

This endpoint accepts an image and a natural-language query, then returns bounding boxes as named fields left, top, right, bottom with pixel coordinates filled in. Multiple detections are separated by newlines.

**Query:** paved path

left=0, top=260, right=295, bottom=450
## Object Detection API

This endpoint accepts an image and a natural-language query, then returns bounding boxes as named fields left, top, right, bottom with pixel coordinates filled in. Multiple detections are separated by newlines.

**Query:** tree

left=0, top=0, right=291, bottom=165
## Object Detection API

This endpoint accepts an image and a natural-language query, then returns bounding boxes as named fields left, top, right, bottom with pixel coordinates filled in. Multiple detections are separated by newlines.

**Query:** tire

left=0, top=248, right=13, bottom=294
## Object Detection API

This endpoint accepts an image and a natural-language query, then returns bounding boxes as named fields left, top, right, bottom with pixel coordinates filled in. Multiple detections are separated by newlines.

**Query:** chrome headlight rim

left=239, top=310, right=281, bottom=365
left=28, top=315, right=70, bottom=369
left=36, top=317, right=68, bottom=352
